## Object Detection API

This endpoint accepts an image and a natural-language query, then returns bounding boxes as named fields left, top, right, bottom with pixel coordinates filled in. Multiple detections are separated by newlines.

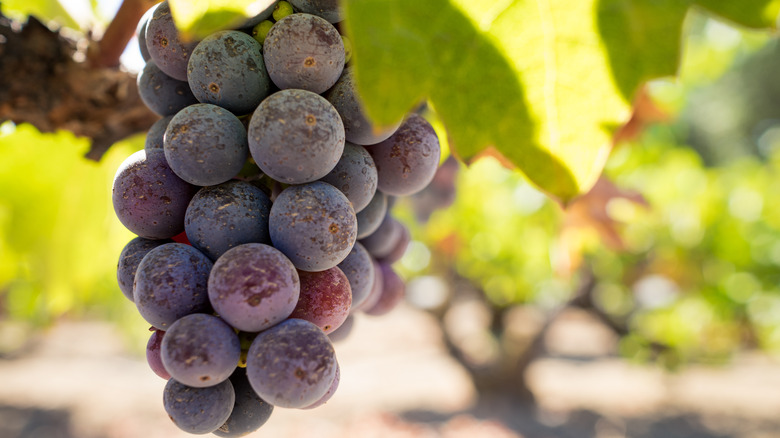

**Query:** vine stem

left=89, top=0, right=160, bottom=68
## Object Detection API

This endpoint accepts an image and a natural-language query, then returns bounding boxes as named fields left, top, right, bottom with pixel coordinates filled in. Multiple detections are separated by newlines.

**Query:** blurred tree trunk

left=434, top=268, right=599, bottom=404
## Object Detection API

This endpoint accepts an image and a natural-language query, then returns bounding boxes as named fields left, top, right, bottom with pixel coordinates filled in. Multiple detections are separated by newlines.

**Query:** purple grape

left=137, top=61, right=199, bottom=116
left=136, top=4, right=157, bottom=62
left=163, top=378, right=235, bottom=434
left=288, top=0, right=342, bottom=23
left=291, top=267, right=352, bottom=333
left=269, top=182, right=357, bottom=271
left=319, top=142, right=377, bottom=213
left=301, top=361, right=340, bottom=409
left=112, top=149, right=198, bottom=239
left=337, top=242, right=375, bottom=309
left=208, top=243, right=300, bottom=332
left=246, top=318, right=337, bottom=408
left=359, top=214, right=402, bottom=260
left=239, top=1, right=278, bottom=28
left=187, top=30, right=271, bottom=115
left=164, top=104, right=248, bottom=186
left=146, top=329, right=170, bottom=380
left=214, top=368, right=274, bottom=438
left=145, top=0, right=199, bottom=81
left=117, top=237, right=172, bottom=301
left=368, top=114, right=441, bottom=196
left=161, top=313, right=240, bottom=387
left=364, top=263, right=405, bottom=316
left=144, top=115, right=173, bottom=151
left=248, top=89, right=345, bottom=184
left=325, top=67, right=401, bottom=145
left=133, top=243, right=213, bottom=330
left=377, top=222, right=410, bottom=264
left=263, top=14, right=344, bottom=93
left=185, top=181, right=272, bottom=260
left=356, top=190, right=388, bottom=239
left=356, top=259, right=383, bottom=312
left=327, top=314, right=354, bottom=343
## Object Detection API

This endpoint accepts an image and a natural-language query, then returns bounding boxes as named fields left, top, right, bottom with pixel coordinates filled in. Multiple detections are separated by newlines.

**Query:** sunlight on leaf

left=169, top=0, right=276, bottom=40
left=343, top=0, right=779, bottom=202
left=1, top=0, right=81, bottom=30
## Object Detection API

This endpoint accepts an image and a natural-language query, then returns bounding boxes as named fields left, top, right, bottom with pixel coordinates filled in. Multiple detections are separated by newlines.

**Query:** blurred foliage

left=0, top=0, right=80, bottom=29
left=398, top=15, right=780, bottom=366
left=0, top=123, right=143, bottom=338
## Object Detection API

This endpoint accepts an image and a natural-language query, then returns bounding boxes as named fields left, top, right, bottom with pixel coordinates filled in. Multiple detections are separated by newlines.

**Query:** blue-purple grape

left=137, top=4, right=157, bottom=62
left=356, top=259, right=383, bottom=312
left=145, top=0, right=199, bottom=81
left=288, top=0, right=342, bottom=23
left=263, top=14, right=344, bottom=93
left=364, top=263, right=405, bottom=316
left=214, top=368, right=274, bottom=437
left=185, top=181, right=272, bottom=260
left=146, top=329, right=170, bottom=380
left=163, top=378, right=235, bottom=434
left=319, top=142, right=377, bottom=213
left=161, top=313, right=240, bottom=387
left=377, top=222, right=410, bottom=264
left=133, top=243, right=213, bottom=330
left=144, top=115, right=173, bottom=151
left=301, top=360, right=339, bottom=409
left=290, top=267, right=351, bottom=333
left=137, top=61, right=199, bottom=116
left=327, top=314, right=354, bottom=343
left=239, top=1, right=278, bottom=29
left=208, top=243, right=300, bottom=333
left=187, top=30, right=271, bottom=115
left=359, top=214, right=402, bottom=260
left=325, top=67, right=401, bottom=145
left=164, top=103, right=248, bottom=186
left=269, top=182, right=357, bottom=271
left=356, top=190, right=388, bottom=239
left=112, top=149, right=197, bottom=239
left=246, top=318, right=337, bottom=408
left=117, top=237, right=172, bottom=301
left=337, top=242, right=375, bottom=310
left=368, top=114, right=441, bottom=196
left=248, top=89, right=345, bottom=184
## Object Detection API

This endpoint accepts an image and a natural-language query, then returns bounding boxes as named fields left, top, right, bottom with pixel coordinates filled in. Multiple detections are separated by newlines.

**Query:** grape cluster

left=115, top=1, right=441, bottom=435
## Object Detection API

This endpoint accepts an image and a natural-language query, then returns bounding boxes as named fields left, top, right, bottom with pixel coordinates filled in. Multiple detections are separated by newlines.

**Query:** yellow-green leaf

left=343, top=0, right=779, bottom=202
left=169, top=0, right=276, bottom=40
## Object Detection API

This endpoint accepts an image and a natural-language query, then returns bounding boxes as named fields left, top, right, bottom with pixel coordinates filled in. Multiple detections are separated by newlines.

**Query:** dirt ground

left=0, top=304, right=778, bottom=438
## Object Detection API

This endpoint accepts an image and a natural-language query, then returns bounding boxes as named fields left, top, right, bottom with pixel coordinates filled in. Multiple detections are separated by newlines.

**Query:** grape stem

left=89, top=0, right=161, bottom=68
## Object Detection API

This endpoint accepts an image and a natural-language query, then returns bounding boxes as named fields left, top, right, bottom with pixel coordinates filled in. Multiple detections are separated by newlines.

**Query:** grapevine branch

left=89, top=0, right=160, bottom=68
left=0, top=4, right=157, bottom=161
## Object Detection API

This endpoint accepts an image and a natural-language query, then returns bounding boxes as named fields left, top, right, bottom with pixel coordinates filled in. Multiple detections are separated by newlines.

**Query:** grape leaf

left=1, top=0, right=80, bottom=29
left=599, top=0, right=780, bottom=101
left=694, top=0, right=780, bottom=28
left=168, top=0, right=275, bottom=40
left=342, top=0, right=778, bottom=203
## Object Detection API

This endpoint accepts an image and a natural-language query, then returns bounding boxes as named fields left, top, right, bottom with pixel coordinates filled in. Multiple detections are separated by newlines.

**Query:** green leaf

left=1, top=0, right=80, bottom=30
left=343, top=0, right=626, bottom=202
left=343, top=0, right=778, bottom=202
left=597, top=0, right=689, bottom=100
left=694, top=0, right=780, bottom=28
left=169, top=0, right=276, bottom=40
left=598, top=0, right=780, bottom=102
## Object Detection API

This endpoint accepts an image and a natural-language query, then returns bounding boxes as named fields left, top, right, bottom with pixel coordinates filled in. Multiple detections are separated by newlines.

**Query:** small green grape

left=251, top=20, right=274, bottom=45
left=342, top=34, right=352, bottom=64
left=273, top=1, right=294, bottom=21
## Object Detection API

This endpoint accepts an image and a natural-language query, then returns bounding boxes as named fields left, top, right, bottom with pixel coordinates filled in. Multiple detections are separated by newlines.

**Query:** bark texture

left=0, top=13, right=157, bottom=160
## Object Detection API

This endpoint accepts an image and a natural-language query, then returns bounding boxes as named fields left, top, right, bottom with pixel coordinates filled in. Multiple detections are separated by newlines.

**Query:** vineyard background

left=2, top=1, right=780, bottom=437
